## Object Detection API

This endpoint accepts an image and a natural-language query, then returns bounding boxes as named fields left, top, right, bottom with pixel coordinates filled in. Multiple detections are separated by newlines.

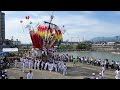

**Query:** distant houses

left=92, top=42, right=120, bottom=52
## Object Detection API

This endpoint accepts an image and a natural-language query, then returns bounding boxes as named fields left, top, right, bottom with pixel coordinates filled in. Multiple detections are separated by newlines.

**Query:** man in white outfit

left=91, top=73, right=96, bottom=79
left=115, top=69, right=120, bottom=79
left=98, top=73, right=103, bottom=79
left=48, top=63, right=53, bottom=72
left=101, top=65, right=105, bottom=78
left=27, top=70, right=33, bottom=79
left=31, top=59, right=34, bottom=69
left=57, top=61, right=61, bottom=72
left=37, top=60, right=41, bottom=70
left=81, top=57, right=83, bottom=63
left=34, top=59, right=37, bottom=69
left=44, top=61, right=49, bottom=70
left=28, top=58, right=31, bottom=69
left=116, top=61, right=120, bottom=70
left=41, top=61, right=45, bottom=70
left=23, top=58, right=27, bottom=68
left=22, top=62, right=25, bottom=72
left=61, top=61, right=64, bottom=72
left=14, top=59, right=18, bottom=68
left=20, top=57, right=24, bottom=68
left=63, top=63, right=67, bottom=75
left=20, top=57, right=23, bottom=64
left=26, top=58, right=29, bottom=68
left=53, top=63, right=57, bottom=72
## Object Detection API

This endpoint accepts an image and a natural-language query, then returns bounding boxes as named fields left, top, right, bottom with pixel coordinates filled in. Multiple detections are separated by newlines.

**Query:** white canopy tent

left=2, top=48, right=18, bottom=52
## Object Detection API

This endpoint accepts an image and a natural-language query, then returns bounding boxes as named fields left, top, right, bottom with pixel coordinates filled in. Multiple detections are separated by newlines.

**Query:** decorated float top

left=19, top=13, right=65, bottom=50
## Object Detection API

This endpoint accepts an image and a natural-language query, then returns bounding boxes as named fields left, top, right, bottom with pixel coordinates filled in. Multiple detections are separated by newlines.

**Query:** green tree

left=76, top=43, right=92, bottom=50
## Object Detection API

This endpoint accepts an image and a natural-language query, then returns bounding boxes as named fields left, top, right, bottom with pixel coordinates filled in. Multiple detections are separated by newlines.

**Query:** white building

left=107, top=42, right=115, bottom=45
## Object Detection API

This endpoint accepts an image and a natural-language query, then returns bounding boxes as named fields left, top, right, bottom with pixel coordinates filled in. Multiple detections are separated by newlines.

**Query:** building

left=0, top=11, right=5, bottom=45
left=12, top=40, right=21, bottom=46
left=61, top=41, right=79, bottom=45
left=92, top=41, right=120, bottom=52
left=107, top=42, right=115, bottom=46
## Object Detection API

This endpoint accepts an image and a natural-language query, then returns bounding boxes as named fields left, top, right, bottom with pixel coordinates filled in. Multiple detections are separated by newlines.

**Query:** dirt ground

left=6, top=62, right=116, bottom=79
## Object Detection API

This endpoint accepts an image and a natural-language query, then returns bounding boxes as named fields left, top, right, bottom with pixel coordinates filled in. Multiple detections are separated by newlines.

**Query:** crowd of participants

left=15, top=54, right=67, bottom=77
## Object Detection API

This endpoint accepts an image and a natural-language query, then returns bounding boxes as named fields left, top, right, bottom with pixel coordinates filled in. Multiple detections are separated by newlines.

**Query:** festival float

left=19, top=12, right=65, bottom=59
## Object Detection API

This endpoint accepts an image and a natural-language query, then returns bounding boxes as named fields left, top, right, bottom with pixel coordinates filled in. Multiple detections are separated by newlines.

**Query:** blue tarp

left=0, top=52, right=10, bottom=56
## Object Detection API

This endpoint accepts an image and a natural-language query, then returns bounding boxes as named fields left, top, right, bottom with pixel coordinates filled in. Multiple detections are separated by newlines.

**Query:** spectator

left=20, top=77, right=23, bottom=79
left=91, top=73, right=96, bottom=79
left=27, top=70, right=33, bottom=79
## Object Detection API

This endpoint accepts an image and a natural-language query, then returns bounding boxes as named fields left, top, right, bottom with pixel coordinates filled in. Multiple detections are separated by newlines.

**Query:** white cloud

left=53, top=14, right=99, bottom=26
left=113, top=11, right=120, bottom=15
left=4, top=11, right=120, bottom=43
left=5, top=17, right=31, bottom=44
left=81, top=11, right=93, bottom=14
left=24, top=11, right=49, bottom=17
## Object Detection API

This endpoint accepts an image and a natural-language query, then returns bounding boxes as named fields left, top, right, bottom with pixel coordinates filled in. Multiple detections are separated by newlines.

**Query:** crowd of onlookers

left=0, top=57, right=11, bottom=70
left=0, top=56, right=14, bottom=79
left=60, top=54, right=120, bottom=70
left=77, top=56, right=120, bottom=70
left=0, top=69, right=8, bottom=79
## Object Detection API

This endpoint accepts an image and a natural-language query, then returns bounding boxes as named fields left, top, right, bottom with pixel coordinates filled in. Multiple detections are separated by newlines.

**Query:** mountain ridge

left=89, top=36, right=120, bottom=42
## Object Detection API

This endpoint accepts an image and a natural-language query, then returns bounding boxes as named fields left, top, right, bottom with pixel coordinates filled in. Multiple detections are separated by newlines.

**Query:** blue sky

left=2, top=11, right=120, bottom=44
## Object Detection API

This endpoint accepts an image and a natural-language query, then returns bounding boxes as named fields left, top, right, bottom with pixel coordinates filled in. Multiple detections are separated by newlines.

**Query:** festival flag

left=49, top=35, right=56, bottom=48
left=50, top=28, right=53, bottom=38
left=31, top=33, right=44, bottom=49
left=57, top=30, right=63, bottom=46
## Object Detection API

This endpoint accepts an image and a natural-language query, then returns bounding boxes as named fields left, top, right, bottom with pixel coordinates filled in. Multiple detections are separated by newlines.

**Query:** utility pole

left=71, top=37, right=73, bottom=45
left=78, top=36, right=80, bottom=43
left=11, top=36, right=14, bottom=46
left=83, top=36, right=84, bottom=42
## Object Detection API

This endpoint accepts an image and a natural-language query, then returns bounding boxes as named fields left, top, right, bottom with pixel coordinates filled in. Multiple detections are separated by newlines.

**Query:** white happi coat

left=44, top=62, right=49, bottom=70
left=26, top=59, right=29, bottom=68
left=15, top=60, right=17, bottom=68
left=23, top=59, right=26, bottom=68
left=22, top=62, right=25, bottom=72
left=81, top=58, right=83, bottom=62
left=30, top=60, right=34, bottom=69
left=101, top=66, right=105, bottom=78
left=27, top=72, right=33, bottom=79
left=41, top=61, right=45, bottom=69
left=34, top=60, right=37, bottom=69
left=115, top=70, right=120, bottom=79
left=61, top=61, right=64, bottom=71
left=28, top=60, right=31, bottom=69
left=58, top=61, right=61, bottom=72
left=53, top=63, right=57, bottom=72
left=20, top=58, right=23, bottom=62
left=48, top=63, right=54, bottom=71
left=63, top=64, right=67, bottom=75
left=37, top=60, right=41, bottom=69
